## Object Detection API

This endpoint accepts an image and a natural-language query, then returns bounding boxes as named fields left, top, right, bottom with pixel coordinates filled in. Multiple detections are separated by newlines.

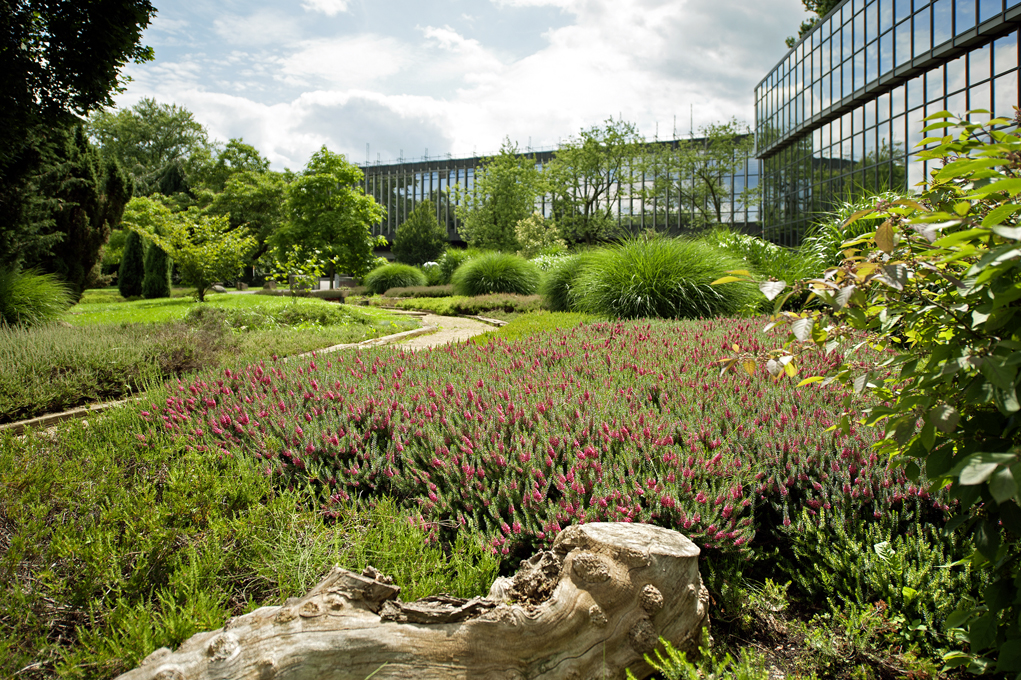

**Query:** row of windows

left=757, top=0, right=1019, bottom=147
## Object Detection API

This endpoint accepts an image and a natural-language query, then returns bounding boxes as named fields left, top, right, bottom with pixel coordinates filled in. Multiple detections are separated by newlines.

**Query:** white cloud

left=213, top=11, right=301, bottom=46
left=301, top=0, right=351, bottom=16
left=278, top=35, right=413, bottom=89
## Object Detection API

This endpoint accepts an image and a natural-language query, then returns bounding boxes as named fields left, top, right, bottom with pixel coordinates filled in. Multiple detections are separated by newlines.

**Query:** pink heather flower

left=695, top=492, right=707, bottom=504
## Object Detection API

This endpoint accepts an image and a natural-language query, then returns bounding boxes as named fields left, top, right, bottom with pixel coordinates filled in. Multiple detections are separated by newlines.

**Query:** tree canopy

left=786, top=0, right=841, bottom=47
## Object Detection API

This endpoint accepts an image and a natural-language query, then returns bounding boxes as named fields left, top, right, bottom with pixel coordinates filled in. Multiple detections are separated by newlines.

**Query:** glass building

left=358, top=141, right=761, bottom=244
left=756, top=0, right=1021, bottom=245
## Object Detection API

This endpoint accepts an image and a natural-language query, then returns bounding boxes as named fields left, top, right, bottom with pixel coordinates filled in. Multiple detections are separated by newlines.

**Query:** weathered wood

left=117, top=523, right=709, bottom=680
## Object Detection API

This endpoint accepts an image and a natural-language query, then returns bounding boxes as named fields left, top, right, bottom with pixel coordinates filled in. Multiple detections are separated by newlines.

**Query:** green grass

left=363, top=263, right=428, bottom=295
left=67, top=290, right=321, bottom=326
left=471, top=311, right=599, bottom=344
left=0, top=406, right=498, bottom=679
left=450, top=252, right=540, bottom=296
left=0, top=268, right=74, bottom=326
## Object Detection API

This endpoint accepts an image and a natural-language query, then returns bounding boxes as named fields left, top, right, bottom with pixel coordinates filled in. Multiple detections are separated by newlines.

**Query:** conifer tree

left=141, top=242, right=171, bottom=298
left=392, top=199, right=447, bottom=266
left=118, top=230, right=144, bottom=298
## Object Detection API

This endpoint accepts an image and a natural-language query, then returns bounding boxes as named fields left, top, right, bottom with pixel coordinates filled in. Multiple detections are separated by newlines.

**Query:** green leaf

left=995, top=641, right=1021, bottom=672
left=951, top=452, right=1016, bottom=485
left=758, top=280, right=787, bottom=300
left=875, top=220, right=895, bottom=253
left=920, top=422, right=936, bottom=451
left=974, top=520, right=1002, bottom=565
left=796, top=376, right=824, bottom=387
left=711, top=276, right=742, bottom=285
left=928, top=404, right=960, bottom=433
left=983, top=579, right=1016, bottom=613
left=980, top=177, right=1021, bottom=197
left=983, top=206, right=1021, bottom=229
left=988, top=466, right=1019, bottom=504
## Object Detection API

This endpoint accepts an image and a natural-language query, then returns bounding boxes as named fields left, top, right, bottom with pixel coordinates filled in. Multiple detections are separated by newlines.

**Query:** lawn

left=0, top=311, right=977, bottom=679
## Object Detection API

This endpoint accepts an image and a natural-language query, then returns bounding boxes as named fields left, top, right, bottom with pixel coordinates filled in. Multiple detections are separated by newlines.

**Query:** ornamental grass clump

left=574, top=237, right=759, bottom=319
left=450, top=252, right=539, bottom=296
left=0, top=268, right=74, bottom=327
left=539, top=251, right=609, bottom=313
left=363, top=263, right=427, bottom=295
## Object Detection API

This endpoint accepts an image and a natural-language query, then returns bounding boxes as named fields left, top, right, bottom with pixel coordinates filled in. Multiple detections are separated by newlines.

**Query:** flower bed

left=138, top=317, right=947, bottom=557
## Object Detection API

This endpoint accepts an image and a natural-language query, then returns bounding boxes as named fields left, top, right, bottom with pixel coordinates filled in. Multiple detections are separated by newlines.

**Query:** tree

left=650, top=120, right=756, bottom=232
left=41, top=125, right=132, bottom=299
left=545, top=119, right=646, bottom=245
left=0, top=0, right=155, bottom=167
left=86, top=98, right=208, bottom=195
left=273, top=146, right=385, bottom=280
left=392, top=199, right=447, bottom=266
left=141, top=241, right=171, bottom=299
left=454, top=139, right=542, bottom=252
left=786, top=0, right=841, bottom=47
left=206, top=169, right=288, bottom=263
left=118, top=229, right=144, bottom=297
left=193, top=138, right=271, bottom=193
left=122, top=196, right=255, bottom=302
left=514, top=213, right=565, bottom=259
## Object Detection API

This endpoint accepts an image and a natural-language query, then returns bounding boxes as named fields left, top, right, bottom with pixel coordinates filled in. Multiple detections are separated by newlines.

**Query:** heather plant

left=363, top=263, right=428, bottom=295
left=381, top=284, right=454, bottom=298
left=716, top=111, right=1021, bottom=674
left=0, top=267, right=74, bottom=327
left=574, top=237, right=759, bottom=319
left=450, top=251, right=540, bottom=296
left=139, top=317, right=945, bottom=568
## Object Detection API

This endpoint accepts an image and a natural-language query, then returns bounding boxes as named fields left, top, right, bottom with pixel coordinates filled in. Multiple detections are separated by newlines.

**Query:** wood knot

left=640, top=584, right=664, bottom=613
left=588, top=604, right=608, bottom=627
left=153, top=668, right=184, bottom=680
left=299, top=600, right=323, bottom=618
left=206, top=632, right=240, bottom=662
left=571, top=552, right=610, bottom=583
left=629, top=618, right=658, bottom=654
left=274, top=608, right=297, bottom=624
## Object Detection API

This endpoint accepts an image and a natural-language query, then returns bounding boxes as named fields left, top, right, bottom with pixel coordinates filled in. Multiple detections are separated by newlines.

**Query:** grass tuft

left=0, top=268, right=74, bottom=327
left=363, top=264, right=428, bottom=295
left=450, top=252, right=540, bottom=297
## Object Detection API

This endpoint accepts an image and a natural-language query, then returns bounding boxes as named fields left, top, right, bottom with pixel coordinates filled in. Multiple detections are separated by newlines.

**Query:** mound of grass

left=0, top=268, right=74, bottom=327
left=539, top=252, right=608, bottom=313
left=382, top=284, right=454, bottom=298
left=451, top=252, right=540, bottom=297
left=363, top=263, right=427, bottom=295
left=574, top=237, right=759, bottom=319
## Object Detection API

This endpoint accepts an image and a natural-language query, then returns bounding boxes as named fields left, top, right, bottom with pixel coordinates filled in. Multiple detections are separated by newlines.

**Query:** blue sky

left=118, top=0, right=810, bottom=170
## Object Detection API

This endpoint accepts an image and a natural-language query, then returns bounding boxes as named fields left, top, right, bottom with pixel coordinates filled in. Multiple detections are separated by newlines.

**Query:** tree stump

left=117, top=522, right=709, bottom=680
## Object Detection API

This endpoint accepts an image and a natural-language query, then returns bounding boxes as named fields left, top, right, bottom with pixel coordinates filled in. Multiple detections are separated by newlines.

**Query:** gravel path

left=395, top=313, right=496, bottom=350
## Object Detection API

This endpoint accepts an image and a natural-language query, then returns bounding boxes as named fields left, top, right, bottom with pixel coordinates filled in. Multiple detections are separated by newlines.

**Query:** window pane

left=970, top=42, right=991, bottom=82
left=855, top=50, right=866, bottom=89
left=946, top=90, right=966, bottom=115
left=844, top=22, right=854, bottom=60
left=914, top=7, right=931, bottom=56
left=892, top=84, right=907, bottom=114
left=881, top=29, right=894, bottom=75
left=979, top=0, right=1002, bottom=21
left=933, top=0, right=952, bottom=45
left=896, top=18, right=913, bottom=66
left=855, top=10, right=866, bottom=51
left=896, top=0, right=913, bottom=22
left=927, top=65, right=945, bottom=102
left=946, top=55, right=967, bottom=92
left=969, top=81, right=992, bottom=116
left=881, top=0, right=894, bottom=32
left=956, top=0, right=976, bottom=30
left=907, top=74, right=925, bottom=110
left=892, top=113, right=907, bottom=156
left=878, top=91, right=892, bottom=121
left=865, top=98, right=877, bottom=128
left=994, top=32, right=1017, bottom=75
left=994, top=70, right=1018, bottom=118
left=866, top=1, right=878, bottom=44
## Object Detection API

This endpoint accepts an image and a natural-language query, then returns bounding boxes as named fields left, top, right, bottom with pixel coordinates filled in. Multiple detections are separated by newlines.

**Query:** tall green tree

left=545, top=119, right=646, bottom=245
left=86, top=98, right=208, bottom=195
left=1, top=0, right=154, bottom=274
left=786, top=0, right=841, bottom=47
left=42, top=126, right=132, bottom=299
left=118, top=229, right=144, bottom=298
left=206, top=169, right=288, bottom=262
left=193, top=138, right=272, bottom=193
left=141, top=241, right=171, bottom=299
left=650, top=120, right=756, bottom=231
left=272, top=146, right=385, bottom=279
left=392, top=199, right=447, bottom=266
left=454, top=139, right=542, bottom=251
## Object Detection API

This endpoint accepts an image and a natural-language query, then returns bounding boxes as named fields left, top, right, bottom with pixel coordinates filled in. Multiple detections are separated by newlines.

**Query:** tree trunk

left=117, top=523, right=709, bottom=680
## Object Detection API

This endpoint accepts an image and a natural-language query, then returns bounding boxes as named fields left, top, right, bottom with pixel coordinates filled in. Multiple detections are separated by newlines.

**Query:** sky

left=117, top=0, right=812, bottom=171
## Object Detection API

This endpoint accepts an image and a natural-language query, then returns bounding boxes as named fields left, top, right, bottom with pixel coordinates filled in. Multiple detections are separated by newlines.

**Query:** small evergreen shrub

left=118, top=230, right=145, bottom=298
left=0, top=268, right=74, bottom=327
left=574, top=237, right=758, bottom=319
left=363, top=263, right=427, bottom=295
left=141, top=244, right=172, bottom=299
left=451, top=252, right=539, bottom=296
left=392, top=200, right=448, bottom=266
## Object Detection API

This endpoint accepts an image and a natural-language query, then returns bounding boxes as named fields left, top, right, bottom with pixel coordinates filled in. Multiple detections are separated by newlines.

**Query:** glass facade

left=756, top=0, right=1021, bottom=245
left=359, top=141, right=760, bottom=243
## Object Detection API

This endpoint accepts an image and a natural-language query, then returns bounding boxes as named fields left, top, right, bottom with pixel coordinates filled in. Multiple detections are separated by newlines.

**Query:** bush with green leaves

left=798, top=190, right=904, bottom=268
left=573, top=237, right=759, bottom=319
left=701, top=227, right=820, bottom=292
left=719, top=111, right=1021, bottom=675
left=514, top=212, right=566, bottom=259
left=437, top=247, right=484, bottom=284
left=141, top=243, right=172, bottom=299
left=118, top=230, right=145, bottom=298
left=0, top=268, right=74, bottom=327
left=362, top=263, right=427, bottom=295
left=421, top=261, right=444, bottom=286
left=392, top=199, right=448, bottom=266
left=450, top=251, right=540, bottom=296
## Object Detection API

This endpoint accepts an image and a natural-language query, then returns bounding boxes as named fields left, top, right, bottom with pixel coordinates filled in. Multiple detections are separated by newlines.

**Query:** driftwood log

left=118, top=522, right=709, bottom=680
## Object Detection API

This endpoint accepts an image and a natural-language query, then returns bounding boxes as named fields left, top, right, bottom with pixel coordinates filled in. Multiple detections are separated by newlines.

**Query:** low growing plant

left=363, top=263, right=428, bottom=295
left=0, top=268, right=74, bottom=327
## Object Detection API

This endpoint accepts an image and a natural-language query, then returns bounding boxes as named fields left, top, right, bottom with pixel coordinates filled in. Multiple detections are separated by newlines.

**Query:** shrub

left=363, top=263, right=427, bottom=295
left=529, top=253, right=571, bottom=273
left=0, top=268, right=74, bottom=327
left=392, top=200, right=448, bottom=266
left=382, top=285, right=454, bottom=298
left=539, top=252, right=607, bottom=313
left=141, top=243, right=172, bottom=299
left=437, top=247, right=483, bottom=284
left=421, top=261, right=445, bottom=286
left=798, top=190, right=903, bottom=267
left=574, top=237, right=759, bottom=319
left=118, top=230, right=145, bottom=298
left=515, top=213, right=566, bottom=259
left=700, top=228, right=820, bottom=290
left=450, top=252, right=539, bottom=296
